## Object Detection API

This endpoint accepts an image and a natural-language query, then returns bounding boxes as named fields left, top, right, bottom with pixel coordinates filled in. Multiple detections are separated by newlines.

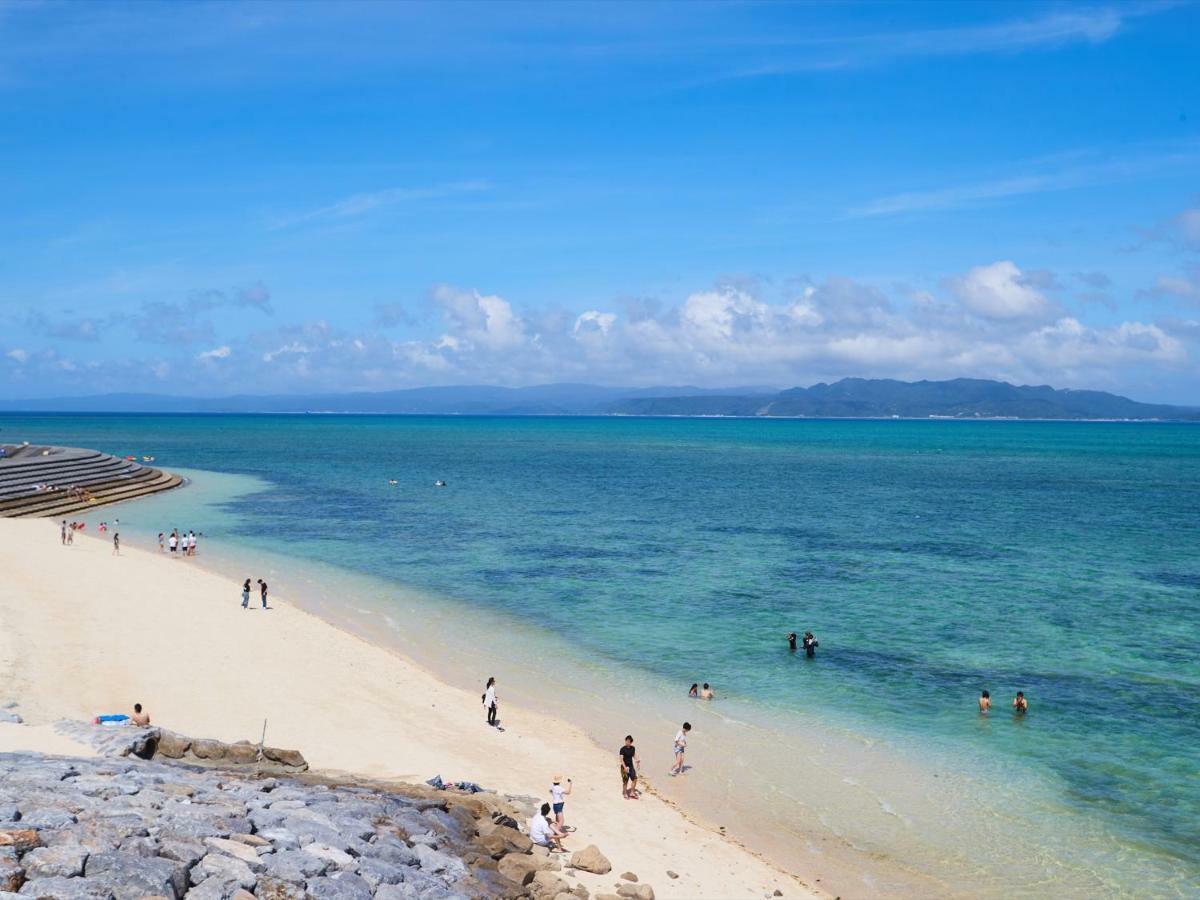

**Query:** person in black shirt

left=257, top=579, right=269, bottom=609
left=786, top=632, right=797, bottom=652
left=618, top=735, right=640, bottom=799
left=803, top=631, right=818, bottom=658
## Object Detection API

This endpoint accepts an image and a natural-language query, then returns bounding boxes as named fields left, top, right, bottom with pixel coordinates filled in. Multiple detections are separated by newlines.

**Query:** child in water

left=979, top=690, right=991, bottom=713
left=1013, top=691, right=1028, bottom=713
left=688, top=683, right=699, bottom=698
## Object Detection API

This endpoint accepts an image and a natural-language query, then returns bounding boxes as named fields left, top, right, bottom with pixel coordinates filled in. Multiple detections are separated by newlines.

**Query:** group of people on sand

left=241, top=578, right=269, bottom=609
left=979, top=689, right=1029, bottom=714
left=160, top=529, right=198, bottom=556
left=527, top=774, right=576, bottom=851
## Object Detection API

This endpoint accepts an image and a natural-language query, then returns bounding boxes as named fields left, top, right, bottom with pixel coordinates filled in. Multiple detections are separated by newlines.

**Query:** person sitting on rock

left=528, top=802, right=567, bottom=852
left=130, top=703, right=150, bottom=727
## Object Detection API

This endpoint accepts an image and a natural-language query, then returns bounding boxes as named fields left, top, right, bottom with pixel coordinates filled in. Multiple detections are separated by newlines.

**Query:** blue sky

left=2, top=1, right=1199, bottom=402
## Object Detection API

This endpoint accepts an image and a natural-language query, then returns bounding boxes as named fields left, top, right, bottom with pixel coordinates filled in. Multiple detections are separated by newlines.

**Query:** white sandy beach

left=0, top=516, right=821, bottom=899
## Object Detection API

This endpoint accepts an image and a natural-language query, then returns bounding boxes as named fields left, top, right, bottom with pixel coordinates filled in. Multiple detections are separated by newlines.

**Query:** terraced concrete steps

left=0, top=443, right=183, bottom=517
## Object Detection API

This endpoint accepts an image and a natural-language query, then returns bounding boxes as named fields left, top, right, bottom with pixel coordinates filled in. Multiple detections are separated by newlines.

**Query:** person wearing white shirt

left=482, top=677, right=498, bottom=727
left=549, top=775, right=573, bottom=831
left=670, top=722, right=692, bottom=776
left=527, top=803, right=566, bottom=851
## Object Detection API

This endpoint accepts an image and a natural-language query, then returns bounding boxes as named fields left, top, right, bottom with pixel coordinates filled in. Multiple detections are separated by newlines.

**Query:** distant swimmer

left=435, top=480, right=447, bottom=487
left=688, top=683, right=699, bottom=698
left=388, top=479, right=398, bottom=485
left=979, top=690, right=991, bottom=713
left=700, top=683, right=714, bottom=700
left=786, top=631, right=797, bottom=652
left=803, top=631, right=819, bottom=658
left=1013, top=691, right=1028, bottom=714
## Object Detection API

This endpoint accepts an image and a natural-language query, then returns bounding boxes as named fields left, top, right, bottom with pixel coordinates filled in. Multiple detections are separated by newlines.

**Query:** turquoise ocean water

left=3, top=414, right=1197, bottom=897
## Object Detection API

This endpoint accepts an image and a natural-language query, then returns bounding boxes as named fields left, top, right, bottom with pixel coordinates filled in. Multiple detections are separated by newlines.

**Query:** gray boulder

left=190, top=853, right=256, bottom=891
left=306, top=872, right=373, bottom=900
left=23, top=844, right=88, bottom=879
left=17, top=877, right=115, bottom=899
left=84, top=851, right=187, bottom=899
left=263, top=849, right=329, bottom=882
left=355, top=857, right=405, bottom=889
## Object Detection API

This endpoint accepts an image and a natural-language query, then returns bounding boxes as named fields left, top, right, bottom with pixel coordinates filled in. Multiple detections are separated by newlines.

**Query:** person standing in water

left=241, top=578, right=251, bottom=609
left=688, top=683, right=699, bottom=698
left=803, top=631, right=819, bottom=658
left=157, top=532, right=165, bottom=553
left=700, top=683, right=714, bottom=700
left=979, top=690, right=991, bottom=713
left=483, top=677, right=498, bottom=727
left=1013, top=691, right=1029, bottom=714
left=786, top=632, right=797, bottom=652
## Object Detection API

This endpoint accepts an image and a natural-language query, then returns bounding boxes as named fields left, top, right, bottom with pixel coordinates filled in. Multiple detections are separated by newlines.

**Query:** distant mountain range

left=1, top=378, right=1196, bottom=420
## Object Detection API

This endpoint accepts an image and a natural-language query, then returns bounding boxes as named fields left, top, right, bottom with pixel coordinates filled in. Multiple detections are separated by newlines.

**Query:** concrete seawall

left=0, top=444, right=182, bottom=518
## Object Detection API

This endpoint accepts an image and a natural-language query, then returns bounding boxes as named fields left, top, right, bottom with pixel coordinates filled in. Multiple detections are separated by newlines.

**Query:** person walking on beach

left=111, top=532, right=120, bottom=556
left=1013, top=691, right=1029, bottom=714
left=550, top=775, right=573, bottom=831
left=787, top=631, right=797, bottom=652
left=187, top=530, right=196, bottom=556
left=257, top=578, right=269, bottom=609
left=619, top=735, right=640, bottom=799
left=979, top=690, right=991, bottom=713
left=242, top=578, right=251, bottom=609
left=169, top=531, right=178, bottom=554
left=803, top=631, right=819, bottom=658
left=483, top=677, right=498, bottom=727
left=67, top=523, right=74, bottom=545
left=157, top=532, right=165, bottom=553
left=670, top=722, right=691, bottom=776
left=61, top=520, right=67, bottom=546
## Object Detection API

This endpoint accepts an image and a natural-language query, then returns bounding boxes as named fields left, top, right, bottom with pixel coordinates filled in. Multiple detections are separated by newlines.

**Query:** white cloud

left=574, top=310, right=617, bottom=336
left=5, top=348, right=28, bottom=364
left=197, top=345, right=231, bottom=361
left=945, top=261, right=1053, bottom=320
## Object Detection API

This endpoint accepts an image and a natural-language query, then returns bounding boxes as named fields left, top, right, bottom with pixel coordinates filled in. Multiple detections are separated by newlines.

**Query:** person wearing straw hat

left=550, top=774, right=573, bottom=832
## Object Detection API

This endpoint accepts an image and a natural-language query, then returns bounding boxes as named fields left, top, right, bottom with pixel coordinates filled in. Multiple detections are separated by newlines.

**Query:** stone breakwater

left=0, top=751, right=636, bottom=900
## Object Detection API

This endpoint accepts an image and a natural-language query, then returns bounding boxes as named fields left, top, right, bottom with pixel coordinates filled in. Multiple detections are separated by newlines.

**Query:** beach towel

left=94, top=714, right=130, bottom=725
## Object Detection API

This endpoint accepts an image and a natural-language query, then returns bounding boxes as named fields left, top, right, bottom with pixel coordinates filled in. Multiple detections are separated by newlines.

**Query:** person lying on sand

left=130, top=703, right=150, bottom=727
left=528, top=802, right=567, bottom=851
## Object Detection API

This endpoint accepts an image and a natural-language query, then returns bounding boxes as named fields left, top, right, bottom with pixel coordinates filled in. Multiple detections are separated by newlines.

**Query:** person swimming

left=1013, top=691, right=1028, bottom=713
left=979, top=690, right=991, bottom=713
left=786, top=632, right=797, bottom=652
left=700, top=683, right=714, bottom=700
left=688, top=683, right=699, bottom=698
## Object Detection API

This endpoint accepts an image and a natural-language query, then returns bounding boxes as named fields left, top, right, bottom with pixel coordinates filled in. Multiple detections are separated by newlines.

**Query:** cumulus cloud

left=6, top=349, right=28, bottom=364
left=25, top=312, right=115, bottom=342
left=5, top=261, right=1193, bottom=399
left=943, top=261, right=1054, bottom=320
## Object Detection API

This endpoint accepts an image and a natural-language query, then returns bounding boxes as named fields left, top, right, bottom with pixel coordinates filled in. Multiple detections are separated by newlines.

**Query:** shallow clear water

left=4, top=414, right=1198, bottom=896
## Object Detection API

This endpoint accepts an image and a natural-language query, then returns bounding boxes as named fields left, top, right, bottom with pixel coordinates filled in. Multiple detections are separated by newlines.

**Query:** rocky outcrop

left=0, top=751, right=608, bottom=899
left=56, top=723, right=309, bottom=775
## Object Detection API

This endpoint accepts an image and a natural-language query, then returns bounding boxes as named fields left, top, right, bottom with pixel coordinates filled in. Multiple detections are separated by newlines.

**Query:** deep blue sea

left=4, top=414, right=1197, bottom=897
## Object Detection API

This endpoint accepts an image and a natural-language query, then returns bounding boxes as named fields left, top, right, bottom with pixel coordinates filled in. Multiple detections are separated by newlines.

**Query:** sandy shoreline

left=0, top=516, right=821, bottom=899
